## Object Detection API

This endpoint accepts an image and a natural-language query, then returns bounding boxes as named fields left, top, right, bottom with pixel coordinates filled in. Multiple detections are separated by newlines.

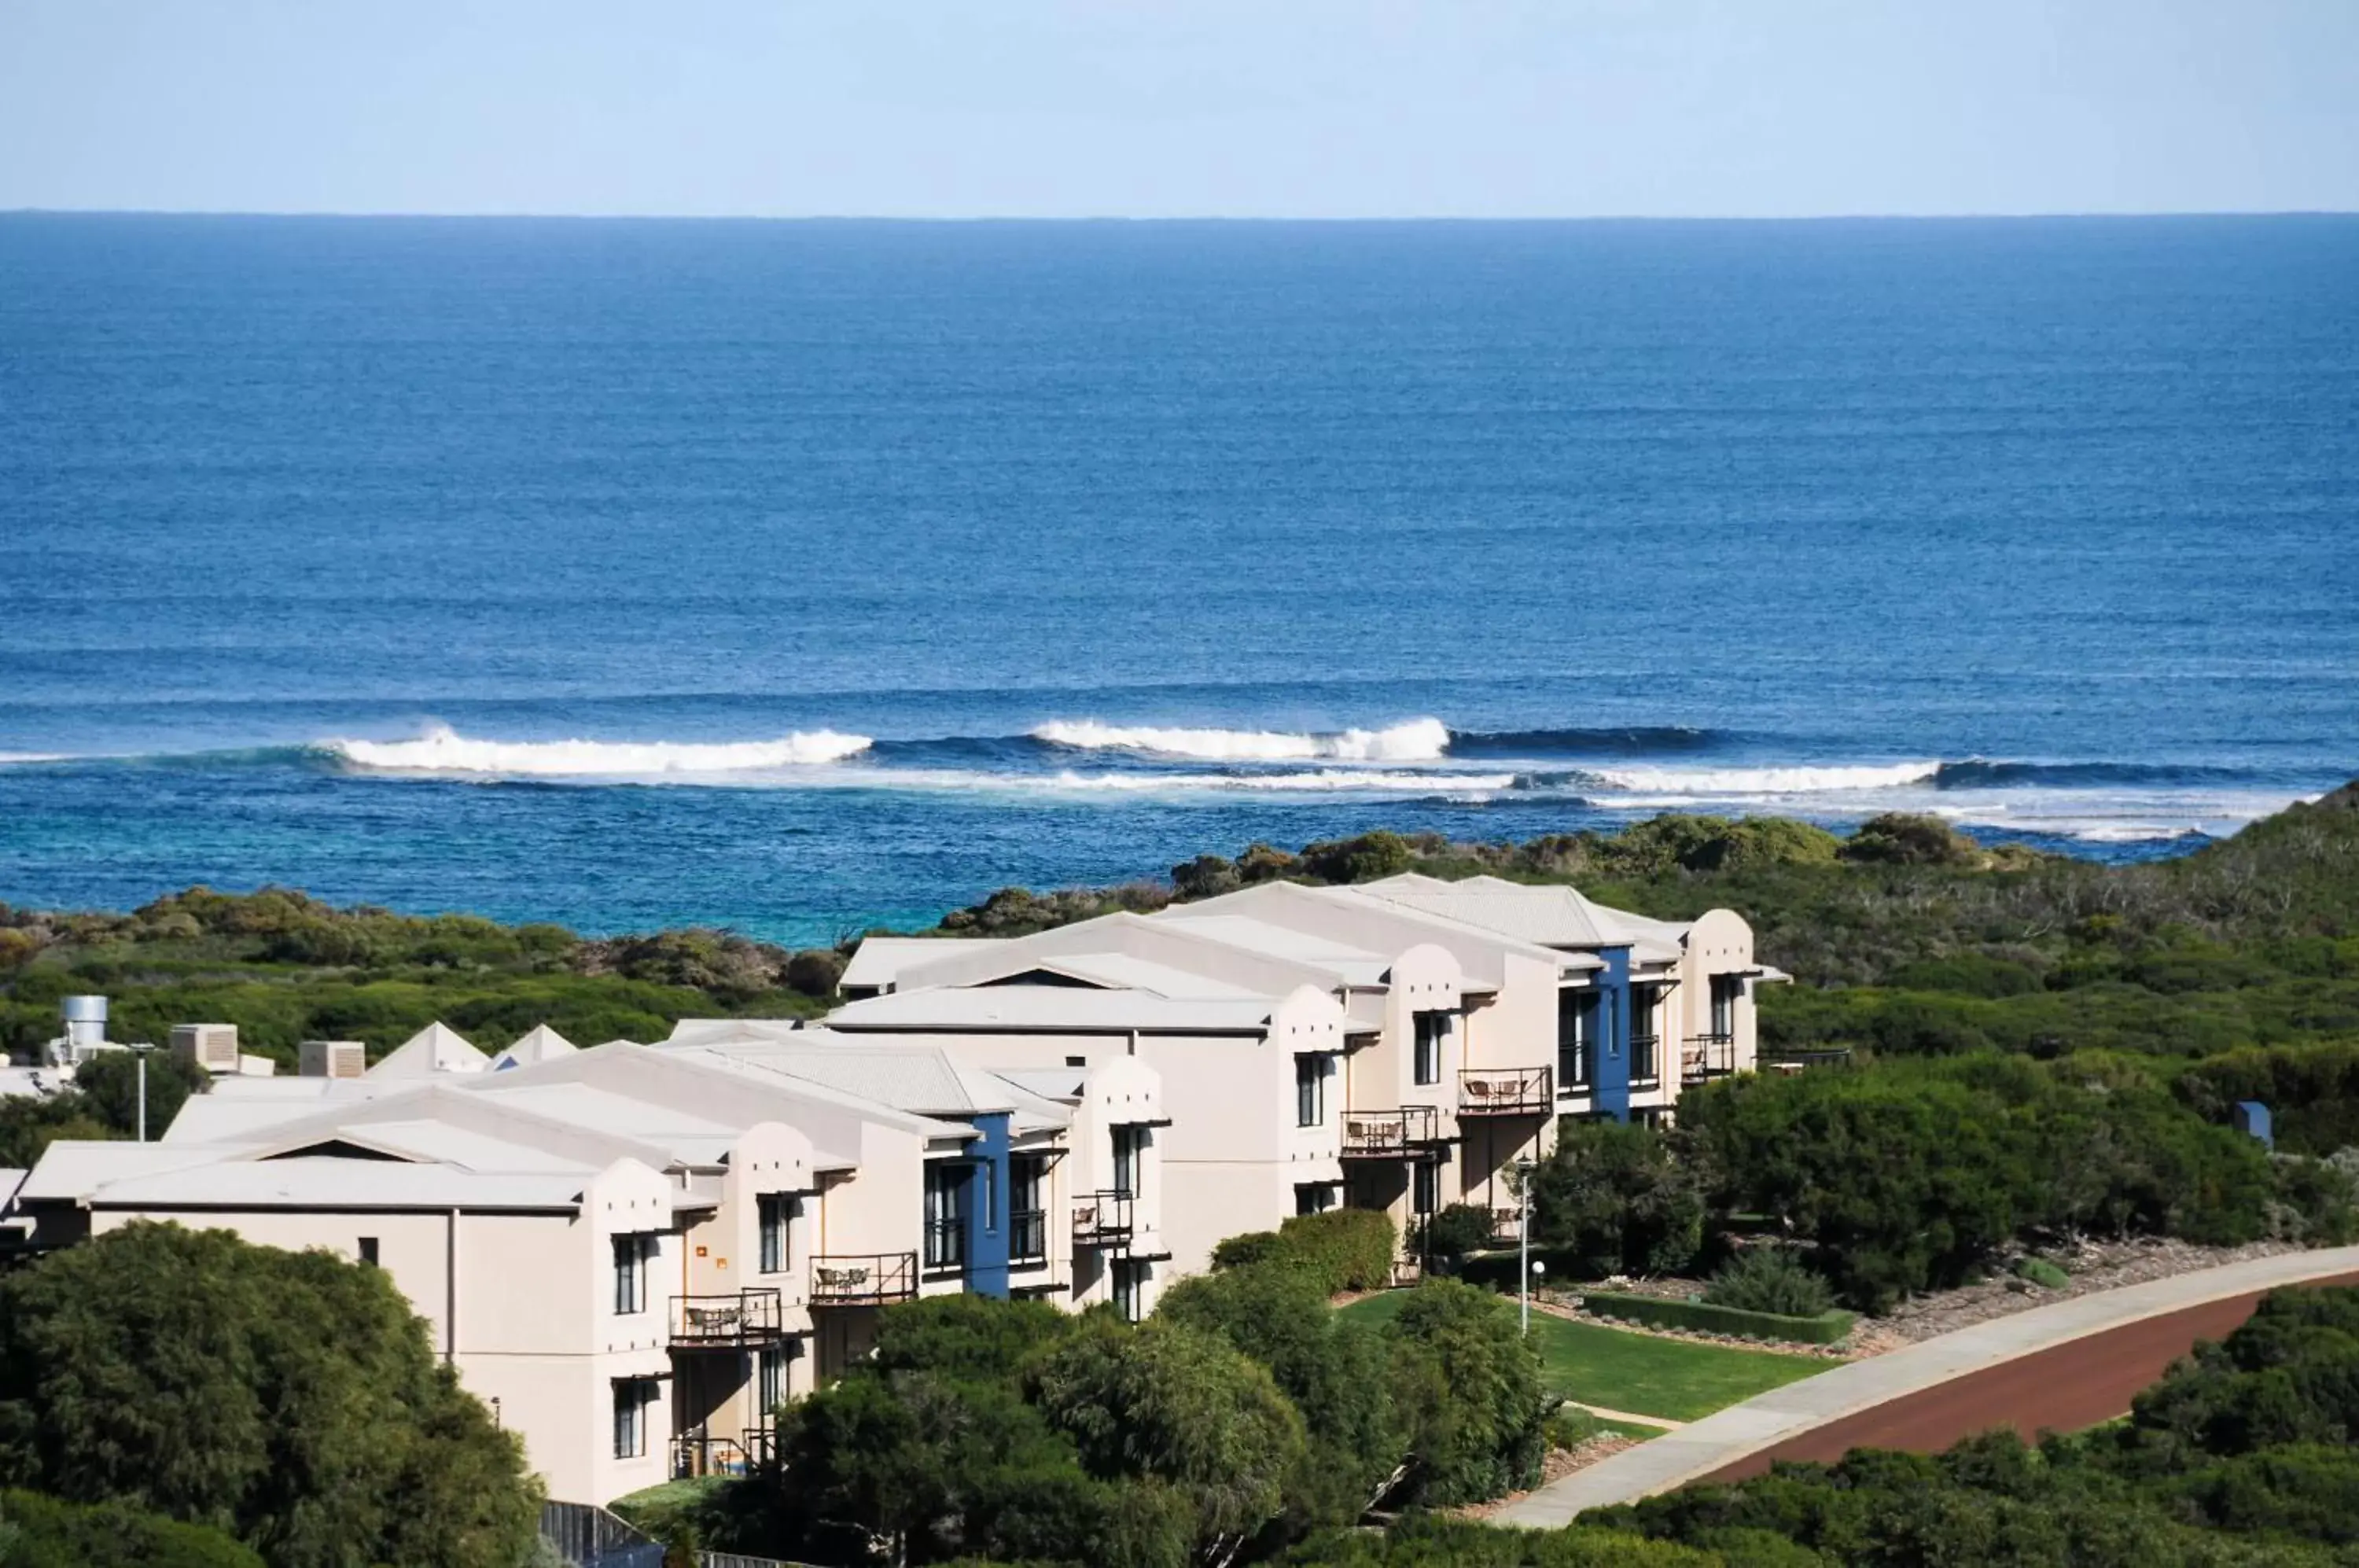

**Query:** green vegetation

left=1581, top=1292, right=1857, bottom=1348
left=1702, top=1247, right=1838, bottom=1318
left=1335, top=1294, right=1824, bottom=1423
left=0, top=1222, right=539, bottom=1568
left=1209, top=1209, right=1398, bottom=1295
left=0, top=1489, right=263, bottom=1568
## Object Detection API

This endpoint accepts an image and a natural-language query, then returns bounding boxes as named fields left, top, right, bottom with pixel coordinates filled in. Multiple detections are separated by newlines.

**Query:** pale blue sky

left=2, top=0, right=2354, bottom=218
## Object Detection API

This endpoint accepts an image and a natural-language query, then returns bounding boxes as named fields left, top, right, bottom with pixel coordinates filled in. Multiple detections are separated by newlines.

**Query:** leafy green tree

left=1382, top=1280, right=1548, bottom=1506
left=0, top=1223, right=537, bottom=1568
left=1156, top=1263, right=1407, bottom=1527
left=69, top=1047, right=208, bottom=1139
left=1527, top=1117, right=1704, bottom=1279
left=1032, top=1318, right=1308, bottom=1555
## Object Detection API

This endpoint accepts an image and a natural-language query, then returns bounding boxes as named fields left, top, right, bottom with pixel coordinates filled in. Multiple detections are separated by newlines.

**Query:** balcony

left=670, top=1433, right=751, bottom=1480
left=668, top=1288, right=786, bottom=1348
left=741, top=1425, right=776, bottom=1469
left=1683, top=1032, right=1737, bottom=1084
left=1073, top=1190, right=1135, bottom=1250
left=1341, top=1105, right=1444, bottom=1158
left=808, top=1251, right=918, bottom=1305
left=1485, top=1204, right=1525, bottom=1246
left=1457, top=1065, right=1553, bottom=1117
left=1010, top=1207, right=1049, bottom=1267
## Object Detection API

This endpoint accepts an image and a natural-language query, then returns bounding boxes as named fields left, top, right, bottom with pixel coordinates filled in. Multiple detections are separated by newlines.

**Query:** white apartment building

left=7, top=1021, right=1165, bottom=1507
left=828, top=876, right=1781, bottom=1271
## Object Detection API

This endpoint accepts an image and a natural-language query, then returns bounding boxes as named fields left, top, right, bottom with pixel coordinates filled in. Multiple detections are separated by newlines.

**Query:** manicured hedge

left=1580, top=1290, right=1855, bottom=1345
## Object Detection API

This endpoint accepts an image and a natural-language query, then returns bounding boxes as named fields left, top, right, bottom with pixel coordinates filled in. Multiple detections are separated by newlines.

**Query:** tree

left=0, top=1223, right=538, bottom=1568
left=1382, top=1280, right=1549, bottom=1506
left=1527, top=1118, right=1704, bottom=1279
left=1032, top=1318, right=1308, bottom=1555
left=0, top=1489, right=263, bottom=1568
left=69, top=1048, right=208, bottom=1139
left=1156, top=1264, right=1406, bottom=1527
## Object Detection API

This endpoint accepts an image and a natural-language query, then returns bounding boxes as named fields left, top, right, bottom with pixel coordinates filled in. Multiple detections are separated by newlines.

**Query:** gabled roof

left=83, top=1158, right=610, bottom=1213
left=490, top=1024, right=576, bottom=1071
left=657, top=1033, right=1074, bottom=1136
left=840, top=937, right=1008, bottom=992
left=369, top=1021, right=489, bottom=1079
left=1357, top=876, right=1685, bottom=963
left=827, top=984, right=1291, bottom=1036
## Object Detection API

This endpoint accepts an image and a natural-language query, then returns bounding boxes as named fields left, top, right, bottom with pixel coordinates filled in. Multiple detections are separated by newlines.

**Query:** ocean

left=2, top=214, right=2354, bottom=943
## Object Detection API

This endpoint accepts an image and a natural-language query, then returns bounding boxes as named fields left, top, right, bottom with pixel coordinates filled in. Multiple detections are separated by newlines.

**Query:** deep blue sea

left=2, top=215, right=2354, bottom=943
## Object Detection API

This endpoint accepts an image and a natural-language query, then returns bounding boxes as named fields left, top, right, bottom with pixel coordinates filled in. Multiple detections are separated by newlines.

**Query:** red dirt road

left=1698, top=1270, right=2359, bottom=1485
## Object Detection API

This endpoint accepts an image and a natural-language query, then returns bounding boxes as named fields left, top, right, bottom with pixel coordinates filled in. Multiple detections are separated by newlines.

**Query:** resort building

left=6, top=1021, right=1164, bottom=1507
left=825, top=876, right=1780, bottom=1272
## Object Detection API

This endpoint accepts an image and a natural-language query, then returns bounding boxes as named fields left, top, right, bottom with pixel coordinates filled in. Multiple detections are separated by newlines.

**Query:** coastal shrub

left=1383, top=1280, right=1550, bottom=1506
left=0, top=1223, right=537, bottom=1568
left=1581, top=1292, right=1856, bottom=1346
left=0, top=1488, right=263, bottom=1568
left=1411, top=1202, right=1500, bottom=1271
left=1525, top=1117, right=1704, bottom=1279
left=2015, top=1257, right=2071, bottom=1290
left=1838, top=813, right=1986, bottom=866
left=1702, top=1246, right=1836, bottom=1317
left=1274, top=1209, right=1397, bottom=1294
left=1211, top=1230, right=1287, bottom=1271
left=1298, top=831, right=1415, bottom=885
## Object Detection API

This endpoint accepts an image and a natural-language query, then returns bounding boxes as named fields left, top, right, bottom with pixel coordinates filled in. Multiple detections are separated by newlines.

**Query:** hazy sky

left=3, top=0, right=2355, bottom=218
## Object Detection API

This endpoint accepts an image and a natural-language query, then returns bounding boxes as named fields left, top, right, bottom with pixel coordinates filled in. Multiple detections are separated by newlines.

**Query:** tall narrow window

left=1412, top=1160, right=1439, bottom=1216
left=1113, top=1260, right=1142, bottom=1323
left=1710, top=975, right=1739, bottom=1037
left=1629, top=985, right=1658, bottom=1082
left=1413, top=1012, right=1445, bottom=1086
left=1111, top=1125, right=1142, bottom=1198
left=357, top=1236, right=379, bottom=1267
left=612, top=1233, right=647, bottom=1316
left=613, top=1378, right=651, bottom=1459
left=1295, top=1055, right=1327, bottom=1127
left=1010, top=1156, right=1047, bottom=1264
left=1556, top=991, right=1595, bottom=1092
left=758, top=1345, right=790, bottom=1416
left=923, top=1163, right=966, bottom=1272
left=757, top=1194, right=793, bottom=1274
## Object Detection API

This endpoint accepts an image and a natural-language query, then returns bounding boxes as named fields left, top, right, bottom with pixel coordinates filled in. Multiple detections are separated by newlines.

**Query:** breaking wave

left=1581, top=760, right=1945, bottom=794
left=1032, top=717, right=1452, bottom=762
left=323, top=723, right=875, bottom=775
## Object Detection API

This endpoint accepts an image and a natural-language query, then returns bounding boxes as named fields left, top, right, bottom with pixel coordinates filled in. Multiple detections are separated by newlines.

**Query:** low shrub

left=1275, top=1209, right=1398, bottom=1294
left=1701, top=1246, right=1836, bottom=1317
left=1581, top=1292, right=1856, bottom=1346
left=1411, top=1202, right=1498, bottom=1270
left=2015, top=1257, right=2070, bottom=1290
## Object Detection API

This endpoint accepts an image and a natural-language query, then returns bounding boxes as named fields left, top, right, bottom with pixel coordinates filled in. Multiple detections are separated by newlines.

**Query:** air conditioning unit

left=171, top=1023, right=241, bottom=1075
left=298, top=1040, right=368, bottom=1080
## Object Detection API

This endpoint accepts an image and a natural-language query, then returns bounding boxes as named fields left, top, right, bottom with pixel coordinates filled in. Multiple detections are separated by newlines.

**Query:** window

left=1413, top=1161, right=1438, bottom=1216
left=1710, top=975, right=1739, bottom=1037
left=1556, top=991, right=1595, bottom=1091
left=757, top=1194, right=793, bottom=1275
left=1630, top=985, right=1658, bottom=1082
left=612, top=1233, right=648, bottom=1316
left=923, top=1162, right=967, bottom=1272
left=1413, top=1011, right=1446, bottom=1086
left=1010, top=1156, right=1047, bottom=1264
left=1113, top=1260, right=1144, bottom=1322
left=357, top=1236, right=379, bottom=1267
left=612, top=1378, right=653, bottom=1459
left=979, top=1158, right=998, bottom=1231
left=1112, top=1125, right=1143, bottom=1198
left=1294, top=1182, right=1334, bottom=1216
left=758, top=1345, right=792, bottom=1415
left=1295, top=1055, right=1327, bottom=1127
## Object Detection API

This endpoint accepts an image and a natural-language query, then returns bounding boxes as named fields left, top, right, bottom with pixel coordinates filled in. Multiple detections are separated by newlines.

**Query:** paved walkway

left=1564, top=1401, right=1684, bottom=1430
left=1496, top=1245, right=2359, bottom=1528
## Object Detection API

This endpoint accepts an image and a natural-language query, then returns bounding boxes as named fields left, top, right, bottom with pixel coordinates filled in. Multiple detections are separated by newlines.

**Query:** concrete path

left=1564, top=1401, right=1684, bottom=1430
left=1495, top=1245, right=2359, bottom=1528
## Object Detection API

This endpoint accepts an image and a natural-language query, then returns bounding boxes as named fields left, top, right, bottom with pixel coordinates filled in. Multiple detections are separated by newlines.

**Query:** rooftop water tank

left=61, top=996, right=108, bottom=1050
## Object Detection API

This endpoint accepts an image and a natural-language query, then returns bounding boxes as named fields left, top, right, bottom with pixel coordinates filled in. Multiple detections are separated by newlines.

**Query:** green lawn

left=1339, top=1292, right=1831, bottom=1423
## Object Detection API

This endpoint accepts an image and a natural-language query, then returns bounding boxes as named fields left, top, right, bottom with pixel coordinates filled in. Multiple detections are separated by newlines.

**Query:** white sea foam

left=1040, top=767, right=1514, bottom=794
left=0, top=752, right=69, bottom=765
left=1587, top=760, right=1945, bottom=794
left=1031, top=716, right=1452, bottom=763
left=326, top=723, right=874, bottom=776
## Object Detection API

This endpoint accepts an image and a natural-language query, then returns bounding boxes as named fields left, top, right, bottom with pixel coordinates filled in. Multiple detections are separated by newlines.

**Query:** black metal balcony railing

left=1456, top=1065, right=1553, bottom=1116
left=1010, top=1208, right=1049, bottom=1266
left=1341, top=1104, right=1444, bottom=1158
left=668, top=1288, right=786, bottom=1348
left=670, top=1433, right=749, bottom=1480
left=1629, top=1033, right=1662, bottom=1086
left=1683, top=1032, right=1737, bottom=1084
left=1073, top=1190, right=1135, bottom=1249
left=808, top=1251, right=918, bottom=1305
left=741, top=1425, right=776, bottom=1469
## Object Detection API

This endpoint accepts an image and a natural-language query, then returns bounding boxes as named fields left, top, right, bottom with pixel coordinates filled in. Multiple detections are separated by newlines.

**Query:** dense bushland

left=0, top=1223, right=539, bottom=1568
